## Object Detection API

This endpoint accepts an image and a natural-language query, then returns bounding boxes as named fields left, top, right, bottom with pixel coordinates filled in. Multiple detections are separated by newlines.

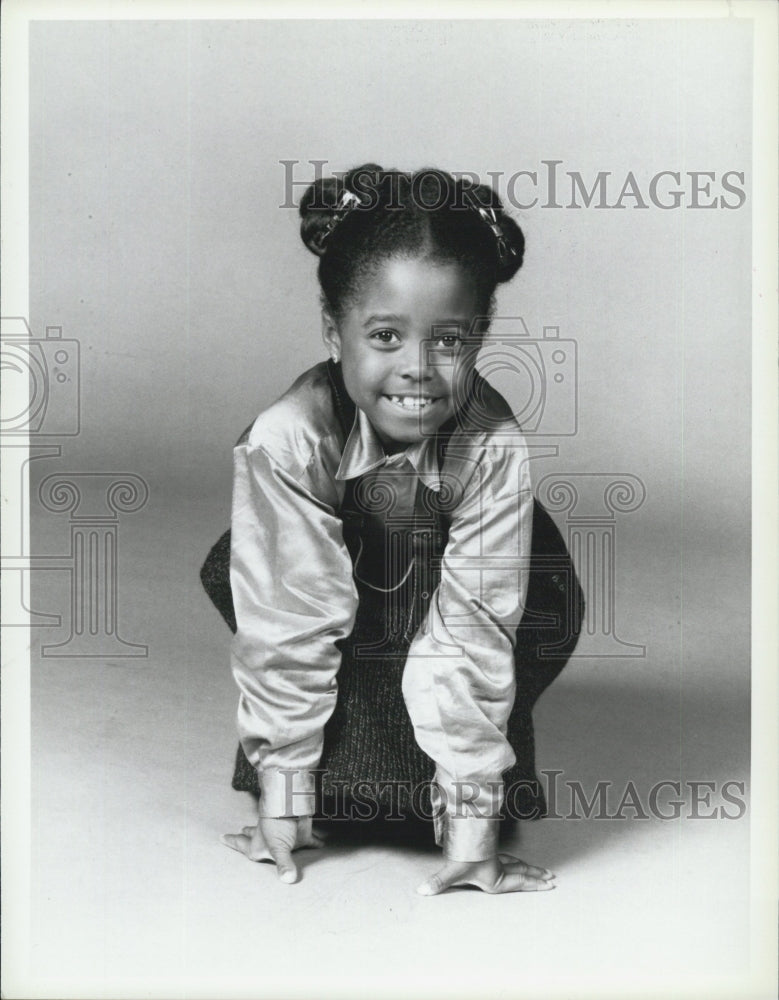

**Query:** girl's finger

left=416, top=868, right=462, bottom=896
left=491, top=871, right=556, bottom=893
left=220, top=832, right=252, bottom=857
left=221, top=832, right=272, bottom=863
left=304, top=831, right=327, bottom=849
left=497, top=854, right=555, bottom=880
left=267, top=844, right=300, bottom=884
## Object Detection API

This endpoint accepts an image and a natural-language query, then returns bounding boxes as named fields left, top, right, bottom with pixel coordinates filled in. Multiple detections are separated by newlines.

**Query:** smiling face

left=322, top=256, right=482, bottom=452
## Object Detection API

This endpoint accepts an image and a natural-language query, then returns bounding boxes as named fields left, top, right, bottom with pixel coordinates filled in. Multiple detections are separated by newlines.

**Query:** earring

left=330, top=352, right=339, bottom=363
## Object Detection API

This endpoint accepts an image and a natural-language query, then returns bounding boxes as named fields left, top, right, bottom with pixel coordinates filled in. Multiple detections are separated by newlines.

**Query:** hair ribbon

left=310, top=189, right=364, bottom=255
left=461, top=189, right=517, bottom=264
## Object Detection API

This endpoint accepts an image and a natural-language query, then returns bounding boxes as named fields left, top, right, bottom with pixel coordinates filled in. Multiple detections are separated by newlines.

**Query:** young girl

left=200, top=164, right=584, bottom=896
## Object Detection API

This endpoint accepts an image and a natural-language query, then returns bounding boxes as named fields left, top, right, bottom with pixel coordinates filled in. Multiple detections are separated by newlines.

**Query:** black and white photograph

left=2, top=2, right=777, bottom=998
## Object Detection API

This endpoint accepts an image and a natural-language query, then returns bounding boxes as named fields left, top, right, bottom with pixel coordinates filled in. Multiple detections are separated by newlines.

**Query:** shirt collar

left=335, top=406, right=442, bottom=492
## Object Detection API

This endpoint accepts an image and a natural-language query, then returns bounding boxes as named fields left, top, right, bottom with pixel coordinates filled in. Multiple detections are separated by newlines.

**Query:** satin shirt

left=230, top=361, right=534, bottom=861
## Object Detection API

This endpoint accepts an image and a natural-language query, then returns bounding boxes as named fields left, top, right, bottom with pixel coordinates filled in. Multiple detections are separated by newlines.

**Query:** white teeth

left=386, top=395, right=437, bottom=410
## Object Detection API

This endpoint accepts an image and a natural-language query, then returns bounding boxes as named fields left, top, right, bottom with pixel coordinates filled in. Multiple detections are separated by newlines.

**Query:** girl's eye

left=370, top=329, right=399, bottom=344
left=434, top=333, right=461, bottom=350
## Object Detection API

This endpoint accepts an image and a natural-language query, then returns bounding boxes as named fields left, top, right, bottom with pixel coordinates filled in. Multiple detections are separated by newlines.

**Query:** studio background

left=25, top=17, right=752, bottom=999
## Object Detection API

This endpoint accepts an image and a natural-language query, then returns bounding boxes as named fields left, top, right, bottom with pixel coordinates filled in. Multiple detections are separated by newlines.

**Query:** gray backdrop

left=22, top=18, right=754, bottom=996
left=29, top=17, right=751, bottom=681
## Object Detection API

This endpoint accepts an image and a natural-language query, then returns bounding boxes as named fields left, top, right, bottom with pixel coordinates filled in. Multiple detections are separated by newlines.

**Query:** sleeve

left=401, top=437, right=534, bottom=861
left=229, top=440, right=359, bottom=818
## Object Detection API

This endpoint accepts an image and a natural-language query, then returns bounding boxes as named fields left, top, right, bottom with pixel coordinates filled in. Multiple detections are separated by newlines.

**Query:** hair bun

left=495, top=215, right=524, bottom=281
left=299, top=176, right=343, bottom=257
left=462, top=181, right=524, bottom=281
left=344, top=163, right=384, bottom=189
left=299, top=163, right=386, bottom=257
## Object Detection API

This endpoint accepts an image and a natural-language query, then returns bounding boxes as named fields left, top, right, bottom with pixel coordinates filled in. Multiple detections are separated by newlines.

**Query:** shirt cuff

left=435, top=812, right=501, bottom=861
left=257, top=767, right=316, bottom=818
left=430, top=770, right=504, bottom=861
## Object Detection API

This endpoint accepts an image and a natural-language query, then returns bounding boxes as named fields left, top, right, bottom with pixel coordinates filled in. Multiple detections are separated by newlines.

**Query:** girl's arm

left=402, top=433, right=534, bottom=865
left=230, top=438, right=359, bottom=820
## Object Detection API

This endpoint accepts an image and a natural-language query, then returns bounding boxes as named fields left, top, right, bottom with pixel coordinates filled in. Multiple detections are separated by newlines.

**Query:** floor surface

left=22, top=488, right=758, bottom=999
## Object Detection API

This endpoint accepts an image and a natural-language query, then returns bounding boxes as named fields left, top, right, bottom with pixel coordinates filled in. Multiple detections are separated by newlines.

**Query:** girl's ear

left=321, top=307, right=342, bottom=363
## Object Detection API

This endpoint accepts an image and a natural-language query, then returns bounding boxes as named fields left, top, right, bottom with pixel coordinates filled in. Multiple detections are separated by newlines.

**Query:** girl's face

left=323, top=257, right=481, bottom=453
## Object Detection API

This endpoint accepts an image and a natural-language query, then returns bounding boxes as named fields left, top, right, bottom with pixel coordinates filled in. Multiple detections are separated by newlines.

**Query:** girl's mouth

left=383, top=394, right=440, bottom=412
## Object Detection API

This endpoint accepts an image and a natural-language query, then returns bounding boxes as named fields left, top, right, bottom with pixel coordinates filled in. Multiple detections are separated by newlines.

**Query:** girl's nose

left=398, top=341, right=434, bottom=382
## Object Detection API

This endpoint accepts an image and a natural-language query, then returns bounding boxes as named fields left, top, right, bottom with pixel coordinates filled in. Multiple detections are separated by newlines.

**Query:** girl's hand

left=220, top=815, right=324, bottom=884
left=417, top=853, right=556, bottom=896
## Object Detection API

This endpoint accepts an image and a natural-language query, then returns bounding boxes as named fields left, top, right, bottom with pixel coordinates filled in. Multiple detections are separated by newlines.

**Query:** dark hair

left=299, top=163, right=525, bottom=320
